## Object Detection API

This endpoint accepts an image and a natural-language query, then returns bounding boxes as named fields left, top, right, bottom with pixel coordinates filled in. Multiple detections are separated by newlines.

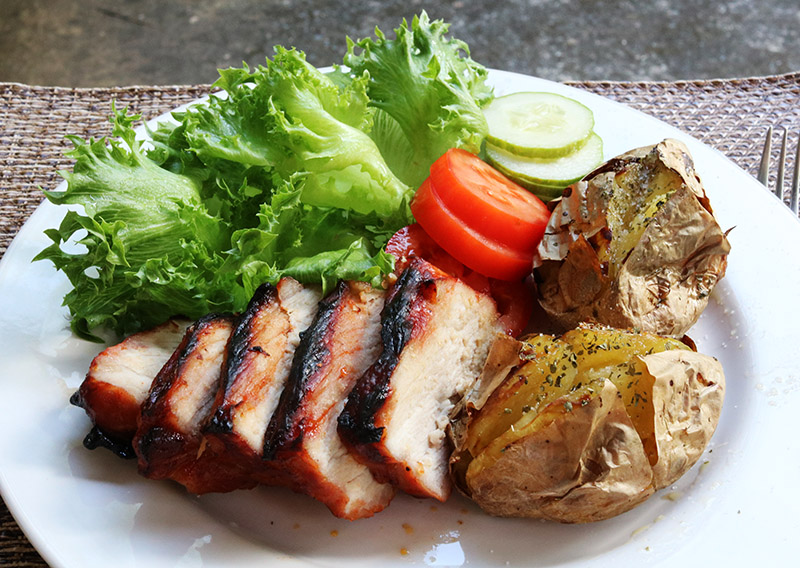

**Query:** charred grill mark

left=69, top=390, right=84, bottom=409
left=337, top=371, right=390, bottom=446
left=224, top=284, right=279, bottom=393
left=262, top=283, right=342, bottom=459
left=136, top=314, right=234, bottom=477
left=204, top=405, right=235, bottom=434
left=337, top=262, right=429, bottom=448
left=206, top=284, right=278, bottom=435
left=139, top=320, right=199, bottom=418
left=136, top=426, right=188, bottom=472
left=82, top=426, right=136, bottom=459
left=381, top=265, right=428, bottom=356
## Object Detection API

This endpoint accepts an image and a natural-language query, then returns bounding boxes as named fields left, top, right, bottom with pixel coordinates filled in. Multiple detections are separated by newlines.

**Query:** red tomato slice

left=429, top=148, right=550, bottom=251
left=384, top=224, right=533, bottom=336
left=411, top=178, right=534, bottom=281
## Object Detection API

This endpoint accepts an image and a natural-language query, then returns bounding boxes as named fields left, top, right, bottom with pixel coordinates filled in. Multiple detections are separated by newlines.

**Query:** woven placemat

left=2, top=73, right=800, bottom=567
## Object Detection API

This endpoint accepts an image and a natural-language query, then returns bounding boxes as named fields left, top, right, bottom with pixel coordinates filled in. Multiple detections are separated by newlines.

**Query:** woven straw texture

left=2, top=73, right=800, bottom=566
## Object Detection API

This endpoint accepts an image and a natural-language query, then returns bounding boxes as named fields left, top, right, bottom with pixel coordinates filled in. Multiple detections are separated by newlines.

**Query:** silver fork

left=758, top=125, right=800, bottom=215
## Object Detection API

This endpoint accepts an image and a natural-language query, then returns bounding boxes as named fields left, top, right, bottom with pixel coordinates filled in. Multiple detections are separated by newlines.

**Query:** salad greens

left=35, top=12, right=493, bottom=341
left=341, top=12, right=492, bottom=187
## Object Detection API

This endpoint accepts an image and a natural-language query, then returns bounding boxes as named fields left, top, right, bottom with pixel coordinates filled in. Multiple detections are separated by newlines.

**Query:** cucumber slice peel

left=504, top=181, right=566, bottom=203
left=484, top=92, right=595, bottom=159
left=485, top=133, right=603, bottom=189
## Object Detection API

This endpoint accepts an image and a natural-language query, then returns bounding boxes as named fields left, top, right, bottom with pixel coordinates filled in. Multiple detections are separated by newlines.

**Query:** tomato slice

left=429, top=148, right=550, bottom=251
left=384, top=224, right=533, bottom=336
left=411, top=178, right=533, bottom=281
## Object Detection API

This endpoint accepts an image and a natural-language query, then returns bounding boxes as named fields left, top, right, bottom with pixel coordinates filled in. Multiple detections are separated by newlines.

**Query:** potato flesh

left=581, top=361, right=657, bottom=463
left=603, top=166, right=678, bottom=278
left=463, top=327, right=688, bottom=485
left=461, top=335, right=577, bottom=459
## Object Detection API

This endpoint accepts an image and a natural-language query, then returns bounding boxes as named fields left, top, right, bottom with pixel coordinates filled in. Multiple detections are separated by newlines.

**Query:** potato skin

left=645, top=350, right=725, bottom=488
left=534, top=139, right=731, bottom=337
left=451, top=328, right=725, bottom=523
left=466, top=380, right=655, bottom=522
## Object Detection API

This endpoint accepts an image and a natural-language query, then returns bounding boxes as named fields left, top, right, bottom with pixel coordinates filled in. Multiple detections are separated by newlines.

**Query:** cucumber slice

left=484, top=92, right=595, bottom=158
left=485, top=133, right=603, bottom=189
left=516, top=181, right=568, bottom=203
left=487, top=161, right=566, bottom=203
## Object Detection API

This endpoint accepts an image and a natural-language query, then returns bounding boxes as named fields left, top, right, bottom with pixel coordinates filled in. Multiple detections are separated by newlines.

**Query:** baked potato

left=533, top=138, right=731, bottom=337
left=450, top=325, right=725, bottom=523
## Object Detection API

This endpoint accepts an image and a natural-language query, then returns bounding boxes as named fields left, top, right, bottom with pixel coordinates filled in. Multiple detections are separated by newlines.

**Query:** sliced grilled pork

left=263, top=281, right=394, bottom=519
left=70, top=318, right=190, bottom=457
left=338, top=258, right=500, bottom=501
left=204, top=278, right=321, bottom=483
left=133, top=314, right=256, bottom=493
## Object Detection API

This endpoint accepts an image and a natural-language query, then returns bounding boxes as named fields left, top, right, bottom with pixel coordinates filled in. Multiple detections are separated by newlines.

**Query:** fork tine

left=791, top=133, right=800, bottom=215
left=758, top=125, right=773, bottom=186
left=777, top=128, right=788, bottom=199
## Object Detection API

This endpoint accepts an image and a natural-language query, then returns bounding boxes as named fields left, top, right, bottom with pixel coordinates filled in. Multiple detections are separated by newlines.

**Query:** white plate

left=1, top=69, right=799, bottom=568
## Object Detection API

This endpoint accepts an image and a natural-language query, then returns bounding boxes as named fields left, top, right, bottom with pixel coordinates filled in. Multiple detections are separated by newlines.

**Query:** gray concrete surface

left=1, top=0, right=799, bottom=87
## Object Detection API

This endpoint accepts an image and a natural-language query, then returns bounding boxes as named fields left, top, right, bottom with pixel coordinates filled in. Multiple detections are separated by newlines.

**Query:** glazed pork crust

left=203, top=278, right=321, bottom=484
left=263, top=281, right=394, bottom=519
left=71, top=318, right=190, bottom=457
left=338, top=258, right=500, bottom=501
left=72, top=266, right=502, bottom=516
left=134, top=314, right=256, bottom=493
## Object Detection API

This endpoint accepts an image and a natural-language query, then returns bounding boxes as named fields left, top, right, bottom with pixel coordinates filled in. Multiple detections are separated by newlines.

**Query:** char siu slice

left=263, top=281, right=394, bottom=519
left=338, top=258, right=501, bottom=501
left=204, top=278, right=321, bottom=482
left=70, top=318, right=190, bottom=457
left=134, top=314, right=255, bottom=493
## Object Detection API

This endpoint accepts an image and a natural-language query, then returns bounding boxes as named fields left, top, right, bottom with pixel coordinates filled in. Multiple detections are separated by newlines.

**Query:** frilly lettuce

left=185, top=48, right=414, bottom=221
left=36, top=12, right=492, bottom=340
left=342, top=12, right=493, bottom=187
left=36, top=106, right=239, bottom=338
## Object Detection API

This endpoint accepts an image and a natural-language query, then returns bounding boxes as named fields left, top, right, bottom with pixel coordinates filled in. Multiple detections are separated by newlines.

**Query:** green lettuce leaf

left=224, top=178, right=396, bottom=299
left=35, top=105, right=234, bottom=339
left=343, top=11, right=493, bottom=187
left=184, top=48, right=413, bottom=222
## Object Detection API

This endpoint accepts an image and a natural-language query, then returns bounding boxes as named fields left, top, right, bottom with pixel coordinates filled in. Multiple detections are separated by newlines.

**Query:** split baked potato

left=533, top=138, right=731, bottom=337
left=450, top=325, right=725, bottom=523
